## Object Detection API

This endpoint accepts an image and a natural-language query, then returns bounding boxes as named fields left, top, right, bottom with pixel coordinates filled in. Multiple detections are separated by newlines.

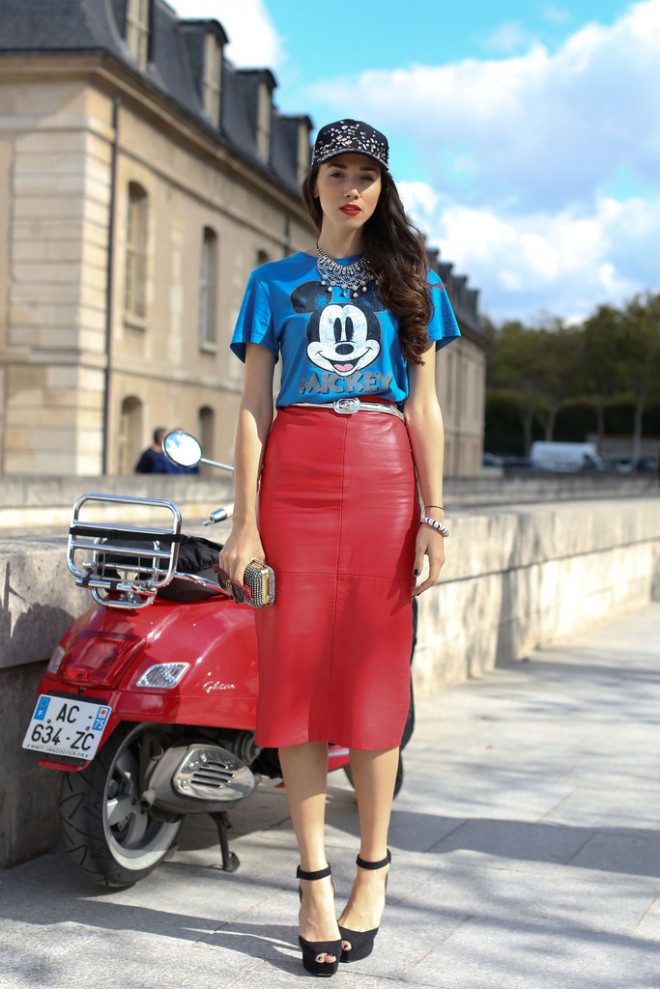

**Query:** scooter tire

left=59, top=722, right=182, bottom=888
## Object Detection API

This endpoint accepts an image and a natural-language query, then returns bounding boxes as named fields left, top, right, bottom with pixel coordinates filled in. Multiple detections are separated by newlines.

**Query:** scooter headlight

left=136, top=663, right=190, bottom=689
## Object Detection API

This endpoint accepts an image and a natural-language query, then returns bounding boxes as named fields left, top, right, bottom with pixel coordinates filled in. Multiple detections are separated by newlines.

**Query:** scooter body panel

left=36, top=595, right=260, bottom=769
left=21, top=477, right=361, bottom=886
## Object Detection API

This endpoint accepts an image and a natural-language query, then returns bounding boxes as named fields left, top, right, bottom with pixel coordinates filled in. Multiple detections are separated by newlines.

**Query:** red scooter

left=22, top=432, right=414, bottom=888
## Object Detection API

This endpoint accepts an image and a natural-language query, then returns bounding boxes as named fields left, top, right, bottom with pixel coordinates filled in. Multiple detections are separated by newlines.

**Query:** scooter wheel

left=59, top=722, right=182, bottom=888
left=343, top=752, right=404, bottom=799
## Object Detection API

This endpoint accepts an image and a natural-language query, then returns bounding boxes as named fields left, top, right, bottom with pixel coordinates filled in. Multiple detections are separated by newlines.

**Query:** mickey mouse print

left=229, top=252, right=461, bottom=407
left=291, top=280, right=393, bottom=398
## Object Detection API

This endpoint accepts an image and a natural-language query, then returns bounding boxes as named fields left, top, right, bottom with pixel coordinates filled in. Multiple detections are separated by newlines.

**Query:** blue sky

left=172, top=0, right=660, bottom=324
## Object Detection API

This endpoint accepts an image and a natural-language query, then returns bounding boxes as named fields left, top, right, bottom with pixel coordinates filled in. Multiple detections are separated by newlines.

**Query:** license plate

left=22, top=695, right=112, bottom=760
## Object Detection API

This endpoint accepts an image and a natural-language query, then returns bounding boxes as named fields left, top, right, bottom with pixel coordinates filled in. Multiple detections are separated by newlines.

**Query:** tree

left=489, top=319, right=583, bottom=451
left=555, top=398, right=598, bottom=442
left=530, top=319, right=585, bottom=441
left=618, top=292, right=660, bottom=460
left=582, top=304, right=623, bottom=445
left=485, top=389, right=529, bottom=455
left=490, top=321, right=546, bottom=454
left=486, top=294, right=660, bottom=457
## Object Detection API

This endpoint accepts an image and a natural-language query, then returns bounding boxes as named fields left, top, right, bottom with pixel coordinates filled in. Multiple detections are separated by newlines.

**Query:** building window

left=199, top=226, right=218, bottom=347
left=256, top=83, right=271, bottom=162
left=199, top=406, right=215, bottom=468
left=124, top=182, right=149, bottom=321
left=126, top=0, right=150, bottom=70
left=203, top=33, right=222, bottom=127
left=118, top=396, right=143, bottom=474
left=296, top=122, right=310, bottom=185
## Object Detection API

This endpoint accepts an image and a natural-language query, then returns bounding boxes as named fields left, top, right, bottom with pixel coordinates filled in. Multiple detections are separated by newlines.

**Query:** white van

left=530, top=442, right=604, bottom=472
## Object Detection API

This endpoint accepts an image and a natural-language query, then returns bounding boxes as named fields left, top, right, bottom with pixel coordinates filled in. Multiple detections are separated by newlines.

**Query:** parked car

left=500, top=455, right=532, bottom=469
left=614, top=457, right=658, bottom=473
left=530, top=442, right=604, bottom=472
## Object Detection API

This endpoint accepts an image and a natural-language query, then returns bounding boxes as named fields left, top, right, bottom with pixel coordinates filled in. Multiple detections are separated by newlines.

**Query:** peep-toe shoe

left=338, top=850, right=391, bottom=963
left=297, top=864, right=342, bottom=978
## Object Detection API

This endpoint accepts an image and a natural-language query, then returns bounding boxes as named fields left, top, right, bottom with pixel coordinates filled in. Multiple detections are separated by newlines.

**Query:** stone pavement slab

left=1, top=604, right=659, bottom=989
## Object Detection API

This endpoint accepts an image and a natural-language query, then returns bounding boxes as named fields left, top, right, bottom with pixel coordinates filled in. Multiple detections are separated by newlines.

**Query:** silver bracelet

left=420, top=515, right=450, bottom=537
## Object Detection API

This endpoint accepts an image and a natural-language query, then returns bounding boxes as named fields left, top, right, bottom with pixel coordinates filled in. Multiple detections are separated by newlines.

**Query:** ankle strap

left=356, top=849, right=391, bottom=870
left=296, top=864, right=332, bottom=881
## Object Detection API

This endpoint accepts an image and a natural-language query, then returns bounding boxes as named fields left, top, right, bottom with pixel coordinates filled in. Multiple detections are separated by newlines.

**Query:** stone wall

left=439, top=333, right=485, bottom=478
left=1, top=495, right=658, bottom=868
left=414, top=499, right=659, bottom=695
left=1, top=470, right=656, bottom=531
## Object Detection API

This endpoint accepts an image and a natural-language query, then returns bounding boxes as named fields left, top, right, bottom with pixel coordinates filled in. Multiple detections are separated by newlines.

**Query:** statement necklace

left=316, top=244, right=373, bottom=299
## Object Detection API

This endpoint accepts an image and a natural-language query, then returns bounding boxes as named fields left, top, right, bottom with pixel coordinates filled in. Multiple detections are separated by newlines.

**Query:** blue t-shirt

left=231, top=252, right=460, bottom=407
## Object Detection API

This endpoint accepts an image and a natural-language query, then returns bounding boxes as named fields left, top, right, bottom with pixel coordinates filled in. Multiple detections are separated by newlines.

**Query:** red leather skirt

left=254, top=405, right=417, bottom=750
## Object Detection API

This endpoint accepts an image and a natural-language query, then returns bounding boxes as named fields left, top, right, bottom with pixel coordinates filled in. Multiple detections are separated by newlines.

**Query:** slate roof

left=1, top=0, right=126, bottom=59
left=1, top=0, right=482, bottom=326
left=0, top=0, right=311, bottom=196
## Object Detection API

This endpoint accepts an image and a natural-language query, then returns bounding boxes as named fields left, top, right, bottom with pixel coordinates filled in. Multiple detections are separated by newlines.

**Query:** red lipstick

left=340, top=205, right=361, bottom=215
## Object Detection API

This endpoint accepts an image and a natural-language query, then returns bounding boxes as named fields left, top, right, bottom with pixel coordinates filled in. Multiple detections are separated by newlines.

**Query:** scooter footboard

left=68, top=494, right=183, bottom=609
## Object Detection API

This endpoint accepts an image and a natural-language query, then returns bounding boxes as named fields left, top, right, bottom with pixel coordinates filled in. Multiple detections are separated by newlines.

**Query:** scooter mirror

left=163, top=430, right=202, bottom=468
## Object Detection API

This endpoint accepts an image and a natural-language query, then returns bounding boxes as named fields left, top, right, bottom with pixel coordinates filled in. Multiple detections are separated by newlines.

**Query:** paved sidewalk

left=2, top=604, right=659, bottom=989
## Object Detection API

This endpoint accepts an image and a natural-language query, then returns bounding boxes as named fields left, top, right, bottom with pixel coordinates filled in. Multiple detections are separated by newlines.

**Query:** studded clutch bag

left=242, top=560, right=276, bottom=607
left=215, top=559, right=275, bottom=608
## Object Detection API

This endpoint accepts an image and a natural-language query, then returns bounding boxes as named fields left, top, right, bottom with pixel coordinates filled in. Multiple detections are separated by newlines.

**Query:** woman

left=220, top=119, right=460, bottom=977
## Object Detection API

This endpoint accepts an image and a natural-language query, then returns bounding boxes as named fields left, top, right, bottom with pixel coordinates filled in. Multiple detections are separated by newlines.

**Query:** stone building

left=429, top=250, right=485, bottom=477
left=0, top=0, right=485, bottom=477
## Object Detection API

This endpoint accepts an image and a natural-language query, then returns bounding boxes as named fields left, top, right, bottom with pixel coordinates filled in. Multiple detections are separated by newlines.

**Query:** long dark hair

left=302, top=167, right=434, bottom=364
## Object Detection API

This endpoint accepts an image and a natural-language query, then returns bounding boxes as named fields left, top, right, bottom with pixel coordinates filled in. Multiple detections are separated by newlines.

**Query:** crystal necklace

left=316, top=244, right=373, bottom=299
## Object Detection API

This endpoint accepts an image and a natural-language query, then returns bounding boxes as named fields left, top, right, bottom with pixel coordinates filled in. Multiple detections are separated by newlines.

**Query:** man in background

left=134, top=427, right=173, bottom=473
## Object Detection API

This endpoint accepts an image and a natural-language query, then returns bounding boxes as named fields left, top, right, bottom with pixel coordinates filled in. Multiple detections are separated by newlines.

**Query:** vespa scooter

left=22, top=431, right=414, bottom=888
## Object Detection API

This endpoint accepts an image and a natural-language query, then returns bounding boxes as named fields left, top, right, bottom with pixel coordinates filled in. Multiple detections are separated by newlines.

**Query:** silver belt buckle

left=333, top=398, right=360, bottom=415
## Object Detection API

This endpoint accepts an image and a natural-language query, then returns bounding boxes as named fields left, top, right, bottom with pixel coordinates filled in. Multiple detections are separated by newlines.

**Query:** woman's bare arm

left=219, top=343, right=276, bottom=583
left=404, top=346, right=447, bottom=595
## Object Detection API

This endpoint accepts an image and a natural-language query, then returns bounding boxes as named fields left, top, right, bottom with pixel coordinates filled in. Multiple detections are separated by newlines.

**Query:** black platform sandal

left=338, top=850, right=392, bottom=963
left=297, top=864, right=342, bottom=978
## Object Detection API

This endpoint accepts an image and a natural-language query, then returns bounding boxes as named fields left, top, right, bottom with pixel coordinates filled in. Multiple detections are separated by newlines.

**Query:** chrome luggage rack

left=67, top=494, right=183, bottom=610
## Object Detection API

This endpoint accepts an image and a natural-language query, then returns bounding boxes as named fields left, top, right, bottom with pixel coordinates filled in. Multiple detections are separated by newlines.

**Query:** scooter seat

left=157, top=536, right=226, bottom=602
left=158, top=568, right=226, bottom=603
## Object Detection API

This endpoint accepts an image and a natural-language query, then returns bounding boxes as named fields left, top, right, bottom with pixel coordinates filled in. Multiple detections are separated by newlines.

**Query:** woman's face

left=313, top=154, right=382, bottom=236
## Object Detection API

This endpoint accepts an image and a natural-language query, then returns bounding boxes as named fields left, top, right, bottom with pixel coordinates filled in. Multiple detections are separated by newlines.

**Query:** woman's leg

left=278, top=741, right=341, bottom=964
left=338, top=747, right=399, bottom=942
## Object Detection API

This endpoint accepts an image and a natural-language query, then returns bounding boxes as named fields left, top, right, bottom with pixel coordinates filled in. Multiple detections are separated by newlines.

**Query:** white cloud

left=167, top=0, right=660, bottom=322
left=481, top=20, right=535, bottom=54
left=303, top=0, right=660, bottom=319
left=398, top=181, right=440, bottom=218
left=167, top=0, right=282, bottom=69
left=398, top=183, right=658, bottom=321
left=305, top=0, right=660, bottom=214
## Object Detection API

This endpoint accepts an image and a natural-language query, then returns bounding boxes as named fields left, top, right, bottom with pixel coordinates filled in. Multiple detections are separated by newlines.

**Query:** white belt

left=290, top=398, right=405, bottom=422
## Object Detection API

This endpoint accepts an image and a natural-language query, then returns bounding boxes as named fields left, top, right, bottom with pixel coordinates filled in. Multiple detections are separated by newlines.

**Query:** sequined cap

left=310, top=119, right=389, bottom=170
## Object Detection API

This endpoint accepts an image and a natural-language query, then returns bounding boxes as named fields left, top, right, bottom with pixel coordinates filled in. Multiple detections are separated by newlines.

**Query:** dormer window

left=256, top=82, right=271, bottom=162
left=296, top=121, right=310, bottom=185
left=203, top=32, right=222, bottom=127
left=126, top=0, right=150, bottom=70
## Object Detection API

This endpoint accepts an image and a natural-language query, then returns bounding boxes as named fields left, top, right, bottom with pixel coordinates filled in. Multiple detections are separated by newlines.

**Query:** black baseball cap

left=310, top=119, right=389, bottom=170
